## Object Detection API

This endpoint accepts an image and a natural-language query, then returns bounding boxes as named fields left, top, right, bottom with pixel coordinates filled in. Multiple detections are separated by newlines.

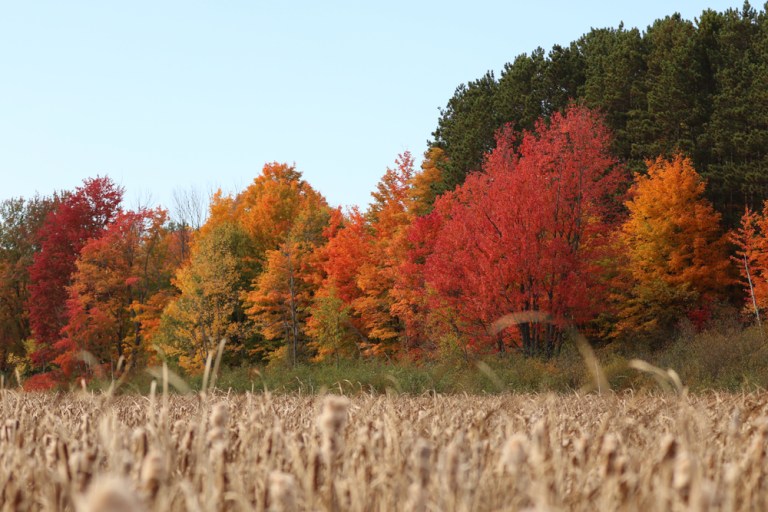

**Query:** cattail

left=140, top=450, right=165, bottom=499
left=210, top=402, right=229, bottom=429
left=70, top=450, right=96, bottom=492
left=600, top=433, right=619, bottom=478
left=207, top=402, right=230, bottom=446
left=317, top=395, right=349, bottom=464
left=658, top=434, right=677, bottom=465
left=2, top=418, right=19, bottom=443
left=404, top=439, right=432, bottom=512
left=267, top=471, right=297, bottom=512
left=673, top=451, right=692, bottom=502
left=441, top=433, right=463, bottom=495
left=43, top=434, right=58, bottom=468
left=130, top=428, right=148, bottom=461
left=76, top=476, right=142, bottom=512
left=404, top=482, right=427, bottom=512
left=573, top=433, right=590, bottom=468
left=412, top=438, right=432, bottom=487
left=498, top=434, right=528, bottom=475
left=530, top=418, right=550, bottom=466
left=728, top=407, right=742, bottom=438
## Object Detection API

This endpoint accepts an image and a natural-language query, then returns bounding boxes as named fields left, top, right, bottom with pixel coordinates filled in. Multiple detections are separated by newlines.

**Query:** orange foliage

left=616, top=154, right=731, bottom=337
left=732, top=202, right=768, bottom=313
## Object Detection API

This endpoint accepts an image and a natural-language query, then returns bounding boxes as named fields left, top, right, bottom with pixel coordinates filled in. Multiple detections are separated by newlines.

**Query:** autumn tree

left=26, top=177, right=123, bottom=380
left=311, top=153, right=418, bottom=358
left=158, top=222, right=256, bottom=372
left=163, top=163, right=329, bottom=369
left=730, top=201, right=768, bottom=317
left=230, top=162, right=328, bottom=259
left=616, top=154, right=731, bottom=340
left=409, top=147, right=447, bottom=217
left=57, top=208, right=174, bottom=378
left=423, top=105, right=623, bottom=358
left=0, top=195, right=57, bottom=373
left=305, top=286, right=358, bottom=365
left=391, top=211, right=444, bottom=357
left=244, top=207, right=330, bottom=365
left=354, top=152, right=416, bottom=355
left=234, top=165, right=330, bottom=363
left=316, top=208, right=370, bottom=306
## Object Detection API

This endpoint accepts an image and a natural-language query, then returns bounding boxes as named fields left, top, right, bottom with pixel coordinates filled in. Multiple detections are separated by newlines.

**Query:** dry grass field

left=1, top=388, right=767, bottom=511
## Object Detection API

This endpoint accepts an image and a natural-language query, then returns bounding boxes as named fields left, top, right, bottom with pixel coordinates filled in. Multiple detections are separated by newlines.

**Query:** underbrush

left=7, top=323, right=767, bottom=395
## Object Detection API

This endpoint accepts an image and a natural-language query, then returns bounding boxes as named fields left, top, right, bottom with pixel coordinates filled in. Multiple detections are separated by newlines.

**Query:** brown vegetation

left=1, top=389, right=768, bottom=511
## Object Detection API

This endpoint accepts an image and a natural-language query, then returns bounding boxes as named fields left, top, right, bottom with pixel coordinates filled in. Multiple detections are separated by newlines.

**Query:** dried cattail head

left=207, top=402, right=230, bottom=446
left=573, top=433, right=590, bottom=468
left=210, top=402, right=229, bottom=429
left=728, top=407, right=742, bottom=437
left=412, top=438, right=432, bottom=487
left=693, top=478, right=720, bottom=512
left=600, top=433, right=619, bottom=478
left=76, top=476, right=142, bottom=512
left=317, top=395, right=349, bottom=436
left=130, top=428, right=148, bottom=460
left=2, top=418, right=19, bottom=443
left=658, top=434, right=677, bottom=465
left=267, top=471, right=297, bottom=512
left=673, top=451, right=692, bottom=499
left=70, top=450, right=96, bottom=492
left=440, top=433, right=463, bottom=492
left=318, top=395, right=349, bottom=463
left=140, top=450, right=165, bottom=499
left=530, top=418, right=550, bottom=466
left=43, top=434, right=59, bottom=467
left=80, top=414, right=92, bottom=440
left=498, top=434, right=528, bottom=474
left=404, top=482, right=427, bottom=512
left=171, top=420, right=186, bottom=442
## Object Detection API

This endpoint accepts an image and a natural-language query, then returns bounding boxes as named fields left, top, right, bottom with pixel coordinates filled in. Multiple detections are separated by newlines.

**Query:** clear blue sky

left=0, top=1, right=743, bottom=212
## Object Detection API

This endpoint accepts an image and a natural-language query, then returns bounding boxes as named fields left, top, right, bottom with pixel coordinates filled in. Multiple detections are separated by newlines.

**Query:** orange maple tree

left=616, top=154, right=731, bottom=337
left=732, top=201, right=768, bottom=315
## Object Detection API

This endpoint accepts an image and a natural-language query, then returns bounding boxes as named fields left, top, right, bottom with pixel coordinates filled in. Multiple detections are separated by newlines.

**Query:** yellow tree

left=617, top=154, right=731, bottom=338
left=157, top=222, right=256, bottom=372
left=234, top=163, right=327, bottom=258
left=305, top=286, right=358, bottom=365
left=240, top=174, right=331, bottom=365
left=409, top=146, right=447, bottom=217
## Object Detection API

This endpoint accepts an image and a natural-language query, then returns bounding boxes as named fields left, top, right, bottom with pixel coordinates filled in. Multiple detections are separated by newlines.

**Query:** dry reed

left=1, top=388, right=768, bottom=511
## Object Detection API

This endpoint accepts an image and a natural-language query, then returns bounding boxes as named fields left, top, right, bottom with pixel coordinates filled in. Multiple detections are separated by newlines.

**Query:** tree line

left=2, top=4, right=768, bottom=388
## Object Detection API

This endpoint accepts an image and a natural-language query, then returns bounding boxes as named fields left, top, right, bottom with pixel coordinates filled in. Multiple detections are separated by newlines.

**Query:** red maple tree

left=26, top=177, right=123, bottom=382
left=422, top=105, right=624, bottom=357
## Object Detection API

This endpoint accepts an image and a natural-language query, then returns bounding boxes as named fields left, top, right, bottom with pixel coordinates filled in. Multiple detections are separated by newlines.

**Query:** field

left=1, top=389, right=767, bottom=511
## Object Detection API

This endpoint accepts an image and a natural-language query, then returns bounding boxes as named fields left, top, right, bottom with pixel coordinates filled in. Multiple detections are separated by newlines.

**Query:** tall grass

left=1, top=388, right=768, bottom=510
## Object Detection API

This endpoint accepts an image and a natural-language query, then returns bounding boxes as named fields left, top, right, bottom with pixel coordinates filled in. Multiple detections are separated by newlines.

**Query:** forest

left=2, top=3, right=768, bottom=391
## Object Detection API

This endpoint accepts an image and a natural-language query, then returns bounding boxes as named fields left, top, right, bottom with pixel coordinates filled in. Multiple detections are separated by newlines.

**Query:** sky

left=0, top=1, right=746, bottom=214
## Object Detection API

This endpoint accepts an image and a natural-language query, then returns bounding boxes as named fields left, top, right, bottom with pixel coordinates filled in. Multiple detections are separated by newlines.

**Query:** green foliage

left=157, top=222, right=258, bottom=372
left=658, top=324, right=768, bottom=391
left=430, top=3, right=768, bottom=224
left=306, top=288, right=358, bottom=365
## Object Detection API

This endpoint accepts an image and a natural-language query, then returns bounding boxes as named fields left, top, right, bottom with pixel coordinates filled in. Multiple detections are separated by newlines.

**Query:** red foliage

left=422, top=105, right=623, bottom=357
left=22, top=372, right=60, bottom=391
left=318, top=208, right=370, bottom=304
left=26, top=177, right=123, bottom=371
